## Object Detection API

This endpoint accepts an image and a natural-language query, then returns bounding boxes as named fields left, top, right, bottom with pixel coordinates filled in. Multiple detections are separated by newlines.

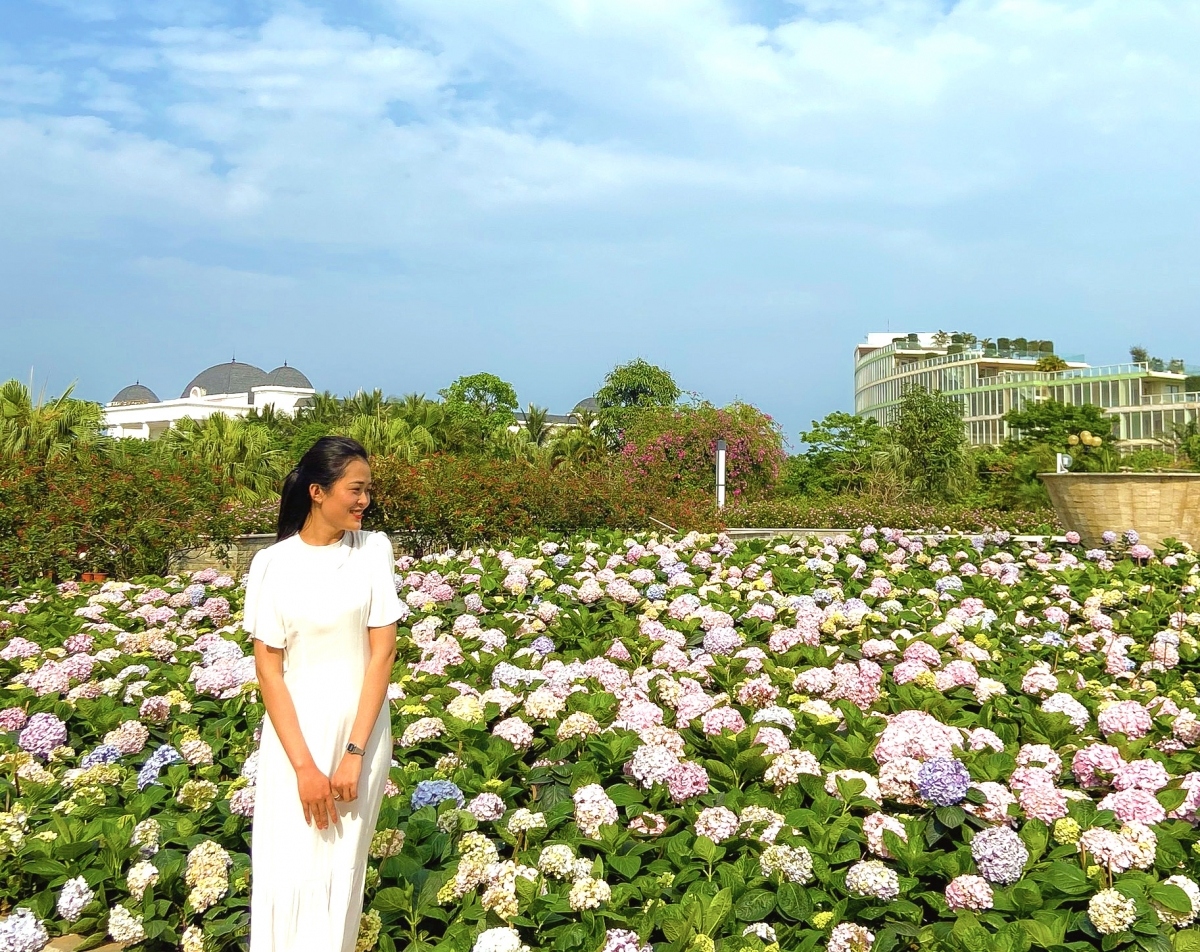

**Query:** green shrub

left=724, top=493, right=1060, bottom=534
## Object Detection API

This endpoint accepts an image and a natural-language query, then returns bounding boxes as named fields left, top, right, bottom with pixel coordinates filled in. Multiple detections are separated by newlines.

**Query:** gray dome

left=265, top=364, right=313, bottom=389
left=573, top=396, right=598, bottom=412
left=110, top=383, right=160, bottom=406
left=180, top=361, right=269, bottom=399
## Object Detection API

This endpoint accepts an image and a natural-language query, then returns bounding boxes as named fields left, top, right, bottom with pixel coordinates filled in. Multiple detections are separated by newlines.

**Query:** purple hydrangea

left=552, top=553, right=572, bottom=569
left=18, top=712, right=67, bottom=759
left=137, top=745, right=183, bottom=790
left=646, top=584, right=667, bottom=601
left=411, top=779, right=465, bottom=811
left=935, top=576, right=964, bottom=594
left=970, top=826, right=1029, bottom=884
left=917, top=758, right=971, bottom=806
left=530, top=636, right=555, bottom=656
left=1102, top=530, right=1118, bottom=545
left=1124, top=529, right=1140, bottom=545
left=81, top=744, right=122, bottom=768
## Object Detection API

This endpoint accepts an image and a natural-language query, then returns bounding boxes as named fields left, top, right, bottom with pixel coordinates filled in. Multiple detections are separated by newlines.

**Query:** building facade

left=854, top=333, right=1198, bottom=448
left=104, top=360, right=315, bottom=439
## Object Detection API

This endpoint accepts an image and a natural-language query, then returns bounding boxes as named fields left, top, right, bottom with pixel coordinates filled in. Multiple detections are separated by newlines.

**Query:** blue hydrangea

left=917, top=757, right=971, bottom=806
left=137, top=744, right=182, bottom=791
left=530, top=636, right=555, bottom=656
left=646, top=584, right=667, bottom=601
left=411, top=779, right=464, bottom=811
left=935, top=576, right=964, bottom=594
left=1124, top=529, right=1140, bottom=545
left=812, top=588, right=837, bottom=606
left=553, top=553, right=572, bottom=569
left=81, top=744, right=122, bottom=768
left=185, top=583, right=206, bottom=607
left=1039, top=632, right=1068, bottom=648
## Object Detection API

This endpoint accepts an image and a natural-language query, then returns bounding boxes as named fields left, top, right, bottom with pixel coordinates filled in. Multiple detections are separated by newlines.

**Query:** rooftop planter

left=1040, top=471, right=1200, bottom=549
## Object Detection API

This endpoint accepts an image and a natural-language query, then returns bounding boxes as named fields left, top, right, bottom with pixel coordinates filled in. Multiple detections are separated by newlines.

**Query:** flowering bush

left=5, top=527, right=1200, bottom=952
left=619, top=402, right=786, bottom=501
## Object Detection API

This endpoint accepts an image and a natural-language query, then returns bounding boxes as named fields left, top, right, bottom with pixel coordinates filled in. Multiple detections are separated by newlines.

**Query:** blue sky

left=2, top=0, right=1198, bottom=444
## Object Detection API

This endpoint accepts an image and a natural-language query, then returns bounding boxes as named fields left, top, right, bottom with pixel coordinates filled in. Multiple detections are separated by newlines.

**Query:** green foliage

left=785, top=413, right=890, bottom=496
left=1003, top=401, right=1114, bottom=451
left=438, top=374, right=520, bottom=447
left=886, top=385, right=973, bottom=500
left=0, top=379, right=105, bottom=462
left=594, top=359, right=681, bottom=448
left=619, top=402, right=785, bottom=501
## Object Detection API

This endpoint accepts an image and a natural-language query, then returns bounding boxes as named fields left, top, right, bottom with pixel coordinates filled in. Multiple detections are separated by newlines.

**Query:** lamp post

left=716, top=438, right=726, bottom=509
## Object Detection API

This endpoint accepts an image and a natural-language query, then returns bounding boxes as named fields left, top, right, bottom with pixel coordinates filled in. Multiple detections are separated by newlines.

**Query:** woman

left=243, top=436, right=401, bottom=952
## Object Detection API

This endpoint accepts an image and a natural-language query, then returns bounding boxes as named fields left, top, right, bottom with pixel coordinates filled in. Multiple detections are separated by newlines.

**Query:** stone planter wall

left=1040, top=472, right=1200, bottom=549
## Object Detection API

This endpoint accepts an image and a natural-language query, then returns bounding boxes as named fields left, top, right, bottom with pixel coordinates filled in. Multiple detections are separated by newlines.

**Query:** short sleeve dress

left=243, top=529, right=402, bottom=952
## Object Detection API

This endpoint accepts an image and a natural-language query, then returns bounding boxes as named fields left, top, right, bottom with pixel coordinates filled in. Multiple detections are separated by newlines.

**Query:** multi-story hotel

left=854, top=332, right=1199, bottom=448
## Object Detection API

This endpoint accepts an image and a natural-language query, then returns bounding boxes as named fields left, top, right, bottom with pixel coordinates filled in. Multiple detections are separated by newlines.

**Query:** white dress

left=243, top=529, right=402, bottom=952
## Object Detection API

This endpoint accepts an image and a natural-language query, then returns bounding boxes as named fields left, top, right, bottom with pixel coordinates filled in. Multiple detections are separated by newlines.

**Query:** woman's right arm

left=254, top=642, right=337, bottom=830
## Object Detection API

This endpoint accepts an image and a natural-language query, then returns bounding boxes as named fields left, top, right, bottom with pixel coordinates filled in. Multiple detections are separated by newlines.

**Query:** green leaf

left=776, top=882, right=812, bottom=921
left=935, top=806, right=965, bottom=829
left=1149, top=883, right=1193, bottom=915
left=1157, top=787, right=1189, bottom=812
left=604, top=784, right=644, bottom=807
left=1041, top=861, right=1091, bottom=896
left=703, top=888, right=732, bottom=934
left=372, top=887, right=412, bottom=915
left=608, top=854, right=641, bottom=880
left=694, top=836, right=717, bottom=863
left=1173, top=931, right=1200, bottom=952
left=734, top=889, right=776, bottom=922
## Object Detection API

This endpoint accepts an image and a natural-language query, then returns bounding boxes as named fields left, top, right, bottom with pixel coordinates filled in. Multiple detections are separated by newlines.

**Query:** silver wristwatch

left=346, top=742, right=366, bottom=756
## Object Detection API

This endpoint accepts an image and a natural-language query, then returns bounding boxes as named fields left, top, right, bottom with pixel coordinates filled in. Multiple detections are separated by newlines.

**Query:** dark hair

left=277, top=436, right=370, bottom=541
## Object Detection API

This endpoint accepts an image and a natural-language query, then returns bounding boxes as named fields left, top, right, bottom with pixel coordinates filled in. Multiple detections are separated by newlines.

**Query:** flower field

left=5, top=528, right=1200, bottom=952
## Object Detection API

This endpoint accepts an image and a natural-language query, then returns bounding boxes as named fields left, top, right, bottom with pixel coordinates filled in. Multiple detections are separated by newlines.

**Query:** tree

left=594, top=359, right=680, bottom=448
left=1003, top=400, right=1113, bottom=450
left=783, top=412, right=889, bottom=495
left=439, top=373, right=519, bottom=448
left=885, top=385, right=972, bottom=499
left=1035, top=354, right=1069, bottom=372
left=522, top=404, right=553, bottom=447
left=347, top=414, right=436, bottom=462
left=157, top=412, right=285, bottom=504
left=1130, top=345, right=1149, bottom=364
left=0, top=379, right=104, bottom=462
left=931, top=331, right=951, bottom=347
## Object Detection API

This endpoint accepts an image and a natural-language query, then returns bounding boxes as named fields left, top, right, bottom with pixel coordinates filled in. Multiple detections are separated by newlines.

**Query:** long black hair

left=277, top=436, right=370, bottom=541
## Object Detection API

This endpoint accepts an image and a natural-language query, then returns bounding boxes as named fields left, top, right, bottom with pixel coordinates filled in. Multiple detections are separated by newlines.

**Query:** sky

left=2, top=0, right=1199, bottom=445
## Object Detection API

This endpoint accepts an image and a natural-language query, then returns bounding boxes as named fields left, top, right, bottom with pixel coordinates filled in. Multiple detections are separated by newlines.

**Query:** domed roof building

left=266, top=364, right=313, bottom=389
left=109, top=383, right=160, bottom=406
left=103, top=358, right=316, bottom=440
left=181, top=360, right=271, bottom=399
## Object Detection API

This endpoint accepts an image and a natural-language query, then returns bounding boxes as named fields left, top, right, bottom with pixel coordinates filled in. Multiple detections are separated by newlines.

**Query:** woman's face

left=310, top=458, right=372, bottom=530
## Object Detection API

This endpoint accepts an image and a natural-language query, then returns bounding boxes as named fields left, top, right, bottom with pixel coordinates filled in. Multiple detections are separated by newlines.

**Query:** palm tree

left=347, top=414, right=435, bottom=462
left=344, top=389, right=390, bottom=420
left=299, top=390, right=346, bottom=428
left=522, top=403, right=553, bottom=447
left=0, top=378, right=105, bottom=461
left=158, top=413, right=286, bottom=503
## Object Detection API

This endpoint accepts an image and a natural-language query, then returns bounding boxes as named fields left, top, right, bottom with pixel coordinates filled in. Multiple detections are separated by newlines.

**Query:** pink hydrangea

left=1113, top=759, right=1171, bottom=793
left=667, top=761, right=709, bottom=802
left=1073, top=744, right=1125, bottom=788
left=1098, top=701, right=1153, bottom=740
left=874, top=711, right=961, bottom=764
left=945, top=875, right=994, bottom=911
left=1097, top=788, right=1167, bottom=825
left=699, top=706, right=745, bottom=736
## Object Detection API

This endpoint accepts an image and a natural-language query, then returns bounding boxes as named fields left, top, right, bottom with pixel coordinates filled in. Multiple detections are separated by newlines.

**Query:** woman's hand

left=296, top=763, right=337, bottom=829
left=330, top=754, right=363, bottom=804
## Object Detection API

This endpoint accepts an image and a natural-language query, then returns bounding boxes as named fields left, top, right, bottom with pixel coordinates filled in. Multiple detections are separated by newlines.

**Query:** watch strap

left=346, top=742, right=366, bottom=756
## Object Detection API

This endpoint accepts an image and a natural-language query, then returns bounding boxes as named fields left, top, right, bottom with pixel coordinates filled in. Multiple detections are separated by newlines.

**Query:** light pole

left=716, top=438, right=726, bottom=509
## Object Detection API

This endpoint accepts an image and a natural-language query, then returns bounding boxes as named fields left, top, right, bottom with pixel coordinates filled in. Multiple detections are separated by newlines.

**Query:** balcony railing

left=1140, top=392, right=1200, bottom=406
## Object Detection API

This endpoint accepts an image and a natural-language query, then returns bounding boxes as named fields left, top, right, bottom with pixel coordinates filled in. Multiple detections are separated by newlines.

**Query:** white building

left=104, top=360, right=315, bottom=439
